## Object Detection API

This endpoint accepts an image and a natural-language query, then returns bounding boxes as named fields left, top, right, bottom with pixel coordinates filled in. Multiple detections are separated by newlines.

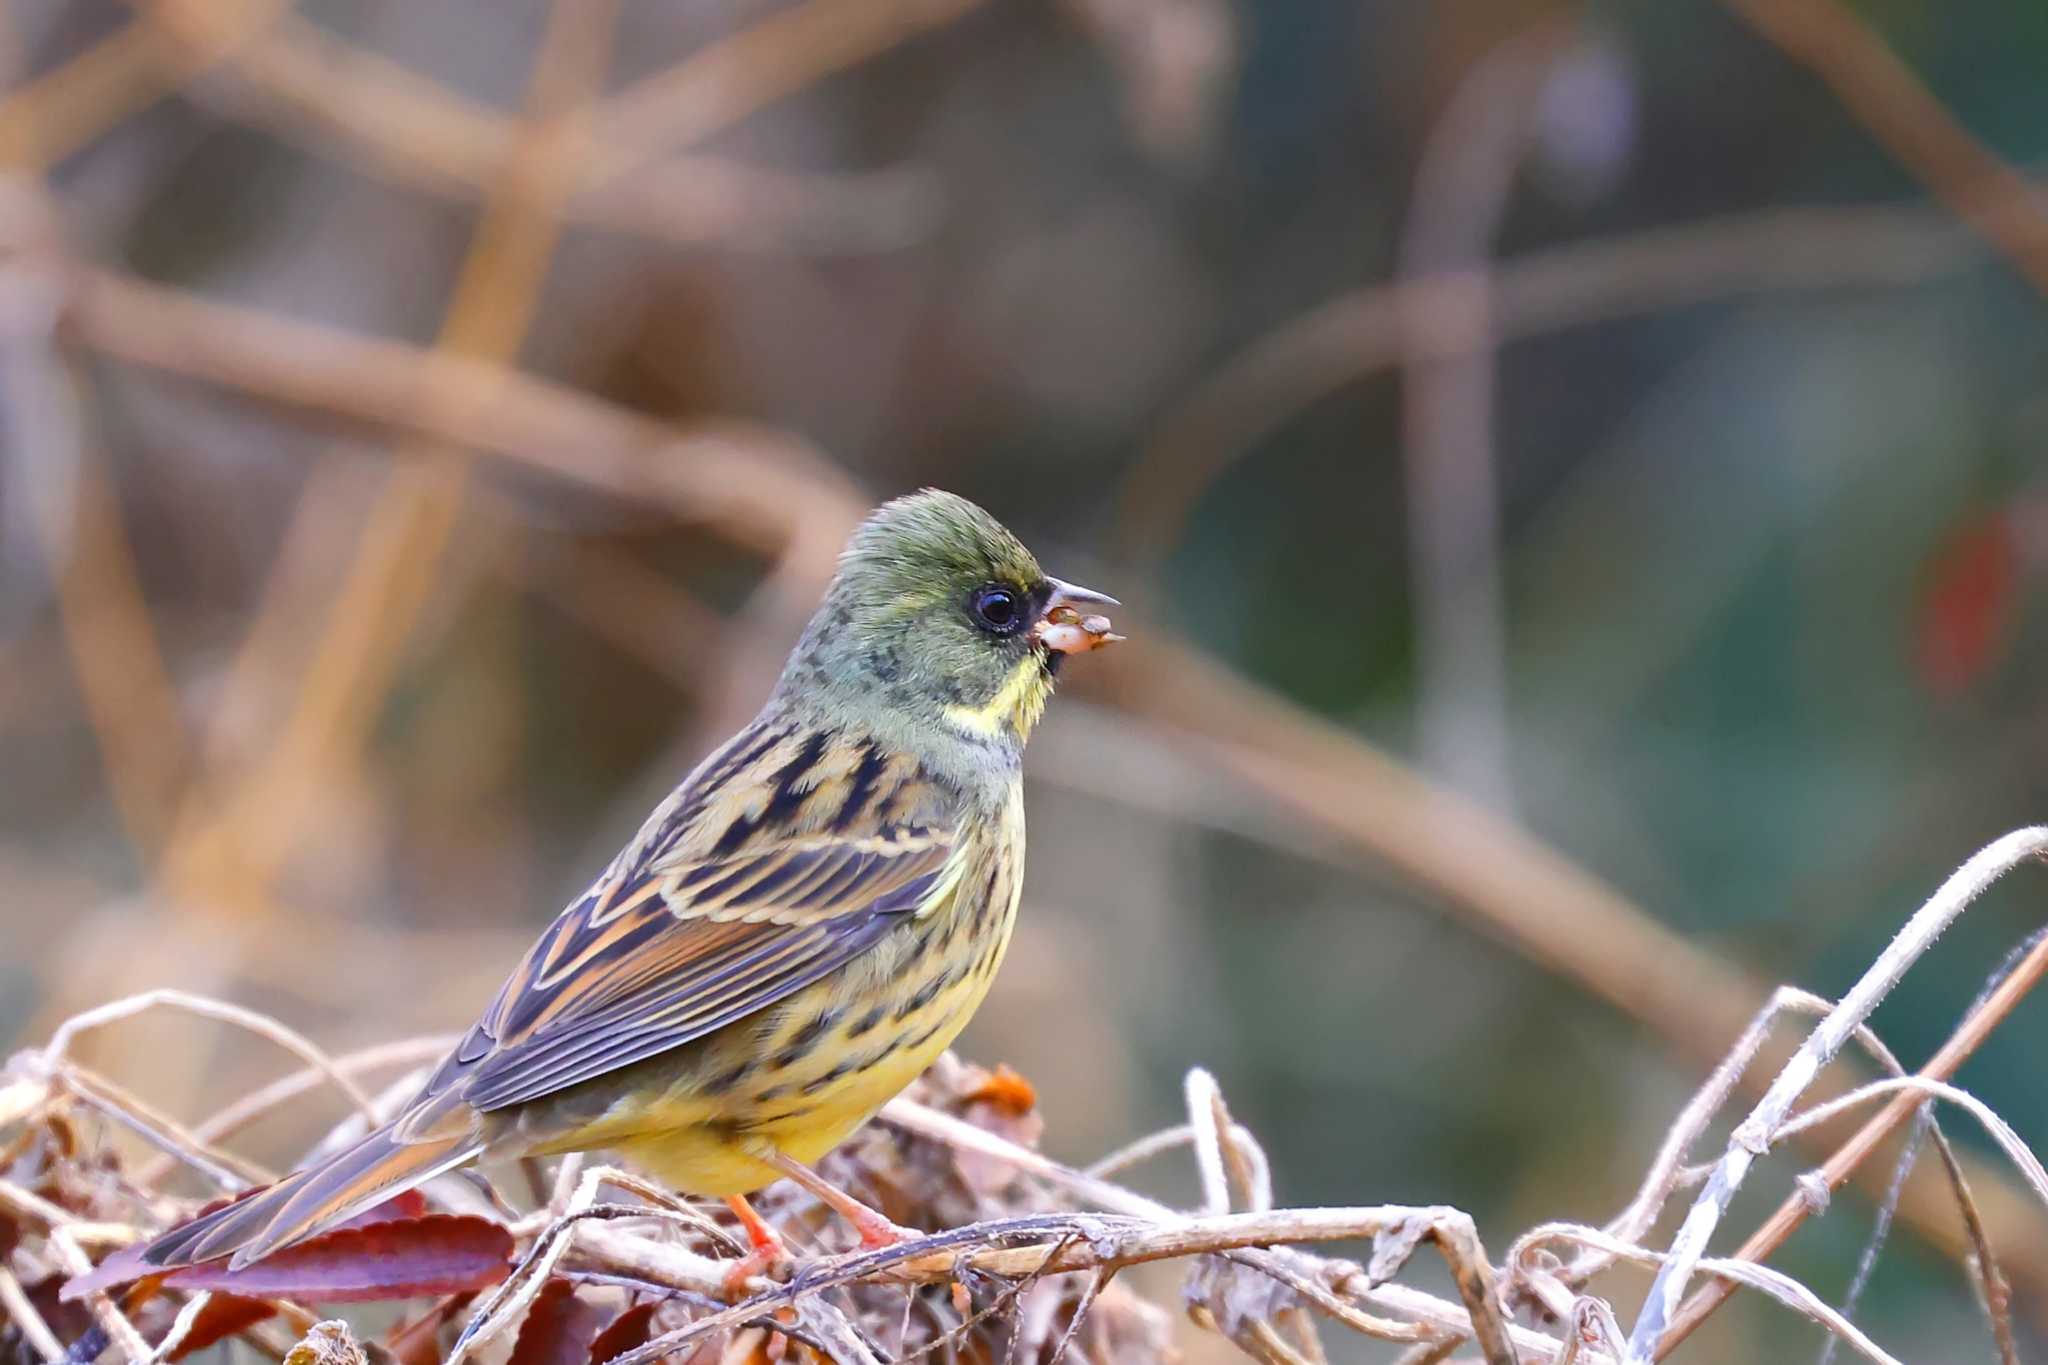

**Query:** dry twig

left=1628, top=826, right=2048, bottom=1361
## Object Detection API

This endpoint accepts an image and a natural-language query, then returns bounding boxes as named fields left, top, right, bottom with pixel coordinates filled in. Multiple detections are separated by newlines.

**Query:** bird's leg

left=720, top=1194, right=788, bottom=1299
left=765, top=1151, right=920, bottom=1249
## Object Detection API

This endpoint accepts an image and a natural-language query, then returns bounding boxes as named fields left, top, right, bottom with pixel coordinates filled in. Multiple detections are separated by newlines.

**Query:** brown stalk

left=1721, top=0, right=2048, bottom=297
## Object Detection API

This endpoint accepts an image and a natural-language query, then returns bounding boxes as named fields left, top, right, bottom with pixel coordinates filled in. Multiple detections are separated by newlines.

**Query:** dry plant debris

left=1, top=830, right=2047, bottom=1365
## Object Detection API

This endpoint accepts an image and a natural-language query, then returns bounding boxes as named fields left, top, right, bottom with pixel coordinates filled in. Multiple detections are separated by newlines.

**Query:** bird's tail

left=138, top=1123, right=482, bottom=1271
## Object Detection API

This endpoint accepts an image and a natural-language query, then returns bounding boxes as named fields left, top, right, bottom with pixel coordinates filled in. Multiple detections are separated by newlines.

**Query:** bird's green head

left=775, top=490, right=1119, bottom=771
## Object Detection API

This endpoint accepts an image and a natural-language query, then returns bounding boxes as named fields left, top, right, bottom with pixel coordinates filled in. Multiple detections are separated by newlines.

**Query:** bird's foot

left=721, top=1195, right=790, bottom=1301
left=763, top=1151, right=921, bottom=1251
left=843, top=1203, right=920, bottom=1250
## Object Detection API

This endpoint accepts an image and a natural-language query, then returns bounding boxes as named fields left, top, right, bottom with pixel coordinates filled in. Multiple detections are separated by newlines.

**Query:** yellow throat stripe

left=942, top=654, right=1051, bottom=739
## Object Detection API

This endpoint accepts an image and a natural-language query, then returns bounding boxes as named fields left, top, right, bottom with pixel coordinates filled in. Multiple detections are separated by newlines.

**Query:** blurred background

left=4, top=0, right=2048, bottom=1358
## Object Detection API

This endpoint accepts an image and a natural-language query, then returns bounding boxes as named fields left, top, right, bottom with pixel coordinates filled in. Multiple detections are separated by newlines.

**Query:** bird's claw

left=720, top=1237, right=791, bottom=1301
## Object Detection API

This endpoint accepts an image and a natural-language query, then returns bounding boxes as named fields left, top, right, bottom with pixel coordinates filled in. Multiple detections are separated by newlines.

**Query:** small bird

left=130, top=489, right=1119, bottom=1288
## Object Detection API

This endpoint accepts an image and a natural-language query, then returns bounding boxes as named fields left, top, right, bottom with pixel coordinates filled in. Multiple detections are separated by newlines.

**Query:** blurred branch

left=1393, top=22, right=1565, bottom=808
left=1722, top=0, right=2048, bottom=297
left=154, top=0, right=619, bottom=916
left=589, top=0, right=989, bottom=177
left=133, top=1033, right=458, bottom=1187
left=1059, top=0, right=1238, bottom=165
left=57, top=264, right=866, bottom=562
left=507, top=535, right=731, bottom=697
left=1092, top=632, right=1762, bottom=1048
left=171, top=463, right=376, bottom=792
left=0, top=0, right=291, bottom=168
left=1120, top=196, right=2000, bottom=564
left=133, top=0, right=940, bottom=253
left=4, top=314, right=188, bottom=854
left=0, top=43, right=191, bottom=856
left=0, top=22, right=161, bottom=167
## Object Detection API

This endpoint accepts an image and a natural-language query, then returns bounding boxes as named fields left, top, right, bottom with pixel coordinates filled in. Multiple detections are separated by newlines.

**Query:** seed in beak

left=1035, top=605, right=1123, bottom=654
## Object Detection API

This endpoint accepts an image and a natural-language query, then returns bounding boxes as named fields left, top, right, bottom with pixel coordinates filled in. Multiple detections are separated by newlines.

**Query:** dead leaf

left=587, top=1301, right=657, bottom=1365
left=506, top=1279, right=606, bottom=1365
left=386, top=1292, right=476, bottom=1365
left=165, top=1293, right=278, bottom=1360
left=67, top=1213, right=512, bottom=1303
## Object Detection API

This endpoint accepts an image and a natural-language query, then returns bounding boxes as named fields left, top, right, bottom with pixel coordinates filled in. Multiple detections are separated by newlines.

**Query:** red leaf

left=63, top=1194, right=491, bottom=1303
left=165, top=1294, right=277, bottom=1360
left=506, top=1279, right=606, bottom=1365
left=153, top=1216, right=513, bottom=1303
left=61, top=1243, right=157, bottom=1301
left=588, top=1302, right=657, bottom=1365
left=1918, top=511, right=2018, bottom=695
left=336, top=1189, right=431, bottom=1230
left=65, top=1187, right=281, bottom=1302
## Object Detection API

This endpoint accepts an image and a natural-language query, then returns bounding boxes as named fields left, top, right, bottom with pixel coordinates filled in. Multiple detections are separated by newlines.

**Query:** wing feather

left=395, top=722, right=961, bottom=1127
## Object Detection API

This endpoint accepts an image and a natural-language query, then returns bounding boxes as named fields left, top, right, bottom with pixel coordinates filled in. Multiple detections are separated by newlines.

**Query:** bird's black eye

left=968, top=584, right=1024, bottom=636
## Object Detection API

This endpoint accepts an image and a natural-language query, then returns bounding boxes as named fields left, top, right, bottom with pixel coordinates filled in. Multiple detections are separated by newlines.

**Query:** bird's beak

left=1033, top=577, right=1124, bottom=655
left=1044, top=578, right=1120, bottom=613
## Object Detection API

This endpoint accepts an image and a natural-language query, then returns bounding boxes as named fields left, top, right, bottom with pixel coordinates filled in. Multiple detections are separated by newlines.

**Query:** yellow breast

left=612, top=783, right=1027, bottom=1196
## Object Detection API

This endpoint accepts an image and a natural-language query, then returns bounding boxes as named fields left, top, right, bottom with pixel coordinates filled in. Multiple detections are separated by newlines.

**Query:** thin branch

left=131, top=1034, right=457, bottom=1187
left=1720, top=0, right=2048, bottom=295
left=153, top=0, right=621, bottom=917
left=55, top=265, right=865, bottom=564
left=0, top=1, right=292, bottom=169
left=1184, top=1068, right=1231, bottom=1216
left=594, top=1209, right=1527, bottom=1365
left=1081, top=1125, right=1194, bottom=1180
left=51, top=1062, right=270, bottom=1190
left=132, top=0, right=937, bottom=253
left=1774, top=1077, right=2048, bottom=1212
left=0, top=188, right=189, bottom=856
left=882, top=1099, right=1535, bottom=1362
left=1118, top=196, right=1998, bottom=565
left=1644, top=828, right=2048, bottom=1359
left=41, top=987, right=376, bottom=1121
left=1521, top=1224, right=1901, bottom=1365
left=1393, top=21, right=1564, bottom=808
left=0, top=1264, right=65, bottom=1364
left=589, top=0, right=990, bottom=179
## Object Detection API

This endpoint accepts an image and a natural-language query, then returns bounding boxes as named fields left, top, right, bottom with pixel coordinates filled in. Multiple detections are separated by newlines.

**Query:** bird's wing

left=397, top=720, right=962, bottom=1127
